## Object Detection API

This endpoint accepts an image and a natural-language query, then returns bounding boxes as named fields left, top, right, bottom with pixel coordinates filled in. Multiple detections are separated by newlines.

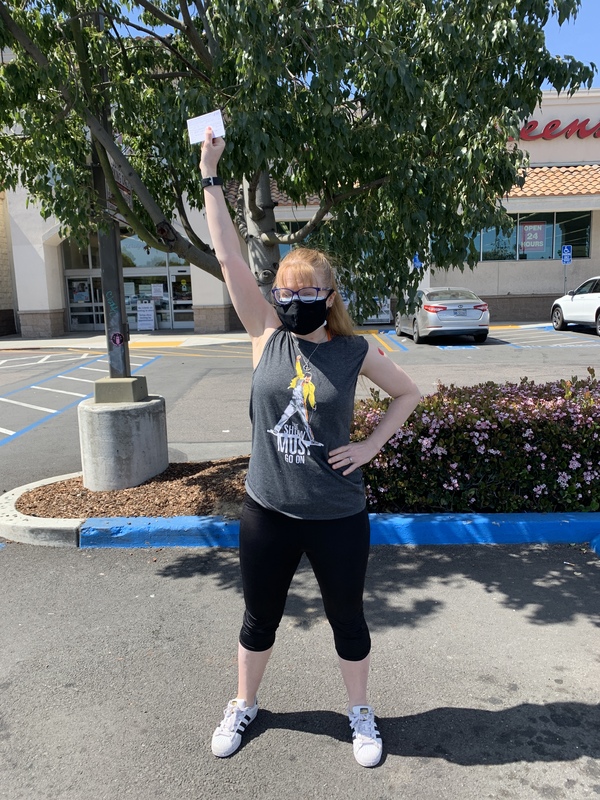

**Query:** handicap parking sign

left=561, top=245, right=572, bottom=265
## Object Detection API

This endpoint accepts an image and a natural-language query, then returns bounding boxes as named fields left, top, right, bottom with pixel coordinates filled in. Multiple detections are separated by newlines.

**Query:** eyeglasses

left=271, top=287, right=334, bottom=305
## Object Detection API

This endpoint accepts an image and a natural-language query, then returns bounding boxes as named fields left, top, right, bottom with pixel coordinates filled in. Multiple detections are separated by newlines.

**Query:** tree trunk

left=243, top=173, right=280, bottom=299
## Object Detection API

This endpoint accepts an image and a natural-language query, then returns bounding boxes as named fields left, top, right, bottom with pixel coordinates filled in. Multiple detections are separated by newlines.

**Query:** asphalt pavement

left=1, top=326, right=600, bottom=799
left=1, top=539, right=599, bottom=800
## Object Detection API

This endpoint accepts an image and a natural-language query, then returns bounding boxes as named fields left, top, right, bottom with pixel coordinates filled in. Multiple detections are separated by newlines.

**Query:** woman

left=201, top=129, right=421, bottom=768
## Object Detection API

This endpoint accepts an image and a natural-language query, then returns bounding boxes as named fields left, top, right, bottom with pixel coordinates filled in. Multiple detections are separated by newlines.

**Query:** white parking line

left=0, top=355, right=96, bottom=370
left=0, top=397, right=57, bottom=413
left=31, top=385, right=88, bottom=397
left=97, top=359, right=148, bottom=366
left=0, top=426, right=15, bottom=435
left=57, top=375, right=95, bottom=383
left=79, top=367, right=110, bottom=373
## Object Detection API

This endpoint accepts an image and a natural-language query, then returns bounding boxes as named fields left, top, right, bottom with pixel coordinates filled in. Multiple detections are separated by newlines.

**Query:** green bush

left=352, top=368, right=600, bottom=514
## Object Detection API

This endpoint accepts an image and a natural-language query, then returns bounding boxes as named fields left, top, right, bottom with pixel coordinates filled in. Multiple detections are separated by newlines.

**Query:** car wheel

left=473, top=332, right=488, bottom=343
left=596, top=311, right=600, bottom=337
left=394, top=314, right=402, bottom=336
left=412, top=319, right=424, bottom=344
left=552, top=306, right=567, bottom=331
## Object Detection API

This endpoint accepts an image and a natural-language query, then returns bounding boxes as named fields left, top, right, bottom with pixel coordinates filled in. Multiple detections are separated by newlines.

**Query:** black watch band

left=201, top=176, right=223, bottom=189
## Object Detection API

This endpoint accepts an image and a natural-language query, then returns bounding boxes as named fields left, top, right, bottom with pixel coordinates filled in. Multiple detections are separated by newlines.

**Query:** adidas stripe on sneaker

left=348, top=705, right=383, bottom=767
left=211, top=698, right=259, bottom=758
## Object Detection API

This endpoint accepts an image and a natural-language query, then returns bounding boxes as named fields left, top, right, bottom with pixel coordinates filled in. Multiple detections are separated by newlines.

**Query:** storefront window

left=61, top=239, right=88, bottom=270
left=479, top=212, right=591, bottom=262
left=555, top=211, right=591, bottom=259
left=168, top=252, right=189, bottom=266
left=481, top=217, right=517, bottom=260
left=121, top=235, right=167, bottom=268
left=518, top=212, right=555, bottom=260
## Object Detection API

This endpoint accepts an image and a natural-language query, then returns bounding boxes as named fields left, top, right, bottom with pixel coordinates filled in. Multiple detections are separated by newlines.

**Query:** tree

left=0, top=0, right=595, bottom=317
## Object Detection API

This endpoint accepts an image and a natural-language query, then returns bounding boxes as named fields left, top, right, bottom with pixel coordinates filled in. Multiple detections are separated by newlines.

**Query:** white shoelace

left=349, top=708, right=379, bottom=743
left=216, top=702, right=246, bottom=734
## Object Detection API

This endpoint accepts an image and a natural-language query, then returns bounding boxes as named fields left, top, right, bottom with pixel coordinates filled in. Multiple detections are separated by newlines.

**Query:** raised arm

left=200, top=128, right=279, bottom=338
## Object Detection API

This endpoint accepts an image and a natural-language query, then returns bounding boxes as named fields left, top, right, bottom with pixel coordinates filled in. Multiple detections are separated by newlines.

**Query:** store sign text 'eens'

left=520, top=118, right=600, bottom=141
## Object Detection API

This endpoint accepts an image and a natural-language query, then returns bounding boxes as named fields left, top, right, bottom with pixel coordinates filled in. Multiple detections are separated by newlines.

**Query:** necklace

left=292, top=330, right=328, bottom=374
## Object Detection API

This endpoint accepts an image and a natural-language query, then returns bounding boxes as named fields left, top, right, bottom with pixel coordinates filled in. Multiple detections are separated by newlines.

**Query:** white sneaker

left=211, top=698, right=259, bottom=758
left=348, top=705, right=383, bottom=767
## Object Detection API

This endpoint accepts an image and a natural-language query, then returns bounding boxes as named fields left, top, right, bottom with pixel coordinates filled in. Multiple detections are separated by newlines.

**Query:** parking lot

left=1, top=323, right=598, bottom=491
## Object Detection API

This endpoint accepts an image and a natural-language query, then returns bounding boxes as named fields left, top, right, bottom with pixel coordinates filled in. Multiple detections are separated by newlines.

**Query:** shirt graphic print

left=267, top=355, right=324, bottom=460
left=246, top=328, right=369, bottom=518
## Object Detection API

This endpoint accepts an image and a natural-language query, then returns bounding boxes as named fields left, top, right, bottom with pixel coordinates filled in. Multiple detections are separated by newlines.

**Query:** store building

left=1, top=89, right=599, bottom=338
left=432, top=89, right=600, bottom=320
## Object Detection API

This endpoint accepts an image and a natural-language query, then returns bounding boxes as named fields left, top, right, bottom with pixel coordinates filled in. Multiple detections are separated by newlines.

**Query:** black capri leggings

left=238, top=494, right=371, bottom=662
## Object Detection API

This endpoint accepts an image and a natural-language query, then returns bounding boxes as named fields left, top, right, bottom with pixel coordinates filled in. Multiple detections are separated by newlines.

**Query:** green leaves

left=0, top=0, right=595, bottom=294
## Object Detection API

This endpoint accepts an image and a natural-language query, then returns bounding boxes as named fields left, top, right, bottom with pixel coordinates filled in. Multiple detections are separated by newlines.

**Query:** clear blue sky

left=543, top=0, right=600, bottom=87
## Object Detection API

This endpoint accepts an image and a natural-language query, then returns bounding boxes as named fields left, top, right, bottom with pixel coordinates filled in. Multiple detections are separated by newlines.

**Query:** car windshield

left=426, top=289, right=480, bottom=302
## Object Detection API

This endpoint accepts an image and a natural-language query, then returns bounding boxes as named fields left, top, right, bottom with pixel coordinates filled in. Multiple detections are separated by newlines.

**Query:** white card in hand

left=187, top=110, right=225, bottom=144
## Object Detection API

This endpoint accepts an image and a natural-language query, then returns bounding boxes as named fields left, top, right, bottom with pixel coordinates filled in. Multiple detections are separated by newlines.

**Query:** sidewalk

left=0, top=328, right=252, bottom=350
left=0, top=322, right=546, bottom=351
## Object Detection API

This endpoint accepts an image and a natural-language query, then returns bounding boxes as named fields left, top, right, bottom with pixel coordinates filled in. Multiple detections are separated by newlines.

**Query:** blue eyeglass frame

left=271, top=287, right=334, bottom=305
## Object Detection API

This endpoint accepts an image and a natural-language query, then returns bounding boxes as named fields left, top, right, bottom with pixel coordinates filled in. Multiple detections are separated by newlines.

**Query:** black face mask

left=275, top=299, right=330, bottom=335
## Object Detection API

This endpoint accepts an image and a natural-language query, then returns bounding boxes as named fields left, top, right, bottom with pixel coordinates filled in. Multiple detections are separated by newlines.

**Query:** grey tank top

left=246, top=327, right=369, bottom=519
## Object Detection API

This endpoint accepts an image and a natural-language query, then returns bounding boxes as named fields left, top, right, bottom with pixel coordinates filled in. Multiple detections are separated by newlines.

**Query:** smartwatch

left=201, top=176, right=224, bottom=189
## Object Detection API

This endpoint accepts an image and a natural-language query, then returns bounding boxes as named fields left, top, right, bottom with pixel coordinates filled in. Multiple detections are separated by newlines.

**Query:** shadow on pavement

left=156, top=544, right=600, bottom=630
left=241, top=702, right=600, bottom=765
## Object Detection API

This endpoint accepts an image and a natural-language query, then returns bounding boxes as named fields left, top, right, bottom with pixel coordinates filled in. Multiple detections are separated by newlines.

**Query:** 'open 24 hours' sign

left=520, top=222, right=547, bottom=254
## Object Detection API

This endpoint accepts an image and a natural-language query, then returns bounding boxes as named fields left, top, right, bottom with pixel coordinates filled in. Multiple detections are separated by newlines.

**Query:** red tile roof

left=224, top=178, right=320, bottom=208
left=508, top=164, right=600, bottom=197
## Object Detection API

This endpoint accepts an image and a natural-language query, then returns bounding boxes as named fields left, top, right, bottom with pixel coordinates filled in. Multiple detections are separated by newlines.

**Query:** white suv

left=551, top=277, right=600, bottom=335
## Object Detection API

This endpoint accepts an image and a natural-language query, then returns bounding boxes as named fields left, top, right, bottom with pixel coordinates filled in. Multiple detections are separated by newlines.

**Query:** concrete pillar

left=78, top=396, right=169, bottom=491
left=8, top=188, right=67, bottom=338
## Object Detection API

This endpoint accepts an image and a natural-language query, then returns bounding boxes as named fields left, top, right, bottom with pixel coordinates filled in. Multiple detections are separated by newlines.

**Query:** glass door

left=67, top=277, right=97, bottom=331
left=92, top=277, right=105, bottom=328
left=123, top=275, right=171, bottom=330
left=170, top=269, right=193, bottom=328
left=67, top=275, right=105, bottom=331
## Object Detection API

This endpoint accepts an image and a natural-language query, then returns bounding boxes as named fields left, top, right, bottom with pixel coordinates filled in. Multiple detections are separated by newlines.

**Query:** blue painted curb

left=79, top=512, right=600, bottom=552
left=81, top=516, right=240, bottom=548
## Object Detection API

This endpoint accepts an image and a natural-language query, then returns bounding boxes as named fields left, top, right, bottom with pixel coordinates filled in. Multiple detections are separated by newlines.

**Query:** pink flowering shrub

left=352, top=367, right=600, bottom=513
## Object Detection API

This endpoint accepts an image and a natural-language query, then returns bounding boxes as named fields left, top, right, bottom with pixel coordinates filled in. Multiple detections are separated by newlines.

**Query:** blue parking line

left=380, top=331, right=409, bottom=351
left=0, top=356, right=161, bottom=447
left=437, top=345, right=477, bottom=350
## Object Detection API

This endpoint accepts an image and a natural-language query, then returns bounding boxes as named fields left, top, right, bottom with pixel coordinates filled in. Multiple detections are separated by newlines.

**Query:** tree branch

left=191, top=0, right=220, bottom=61
left=130, top=0, right=185, bottom=33
left=178, top=0, right=212, bottom=69
left=235, top=183, right=249, bottom=242
left=113, top=17, right=213, bottom=84
left=261, top=176, right=390, bottom=245
left=245, top=171, right=264, bottom=221
left=146, top=71, right=200, bottom=80
left=94, top=140, right=165, bottom=250
left=174, top=194, right=214, bottom=254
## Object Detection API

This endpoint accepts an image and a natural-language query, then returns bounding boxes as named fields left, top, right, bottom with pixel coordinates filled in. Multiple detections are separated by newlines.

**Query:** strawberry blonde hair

left=274, top=248, right=356, bottom=337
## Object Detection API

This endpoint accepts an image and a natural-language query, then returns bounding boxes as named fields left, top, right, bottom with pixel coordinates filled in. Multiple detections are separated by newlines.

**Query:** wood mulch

left=15, top=456, right=250, bottom=519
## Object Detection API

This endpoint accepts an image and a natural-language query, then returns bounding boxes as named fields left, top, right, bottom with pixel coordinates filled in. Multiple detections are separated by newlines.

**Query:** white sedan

left=395, top=287, right=490, bottom=344
left=551, top=277, right=600, bottom=335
